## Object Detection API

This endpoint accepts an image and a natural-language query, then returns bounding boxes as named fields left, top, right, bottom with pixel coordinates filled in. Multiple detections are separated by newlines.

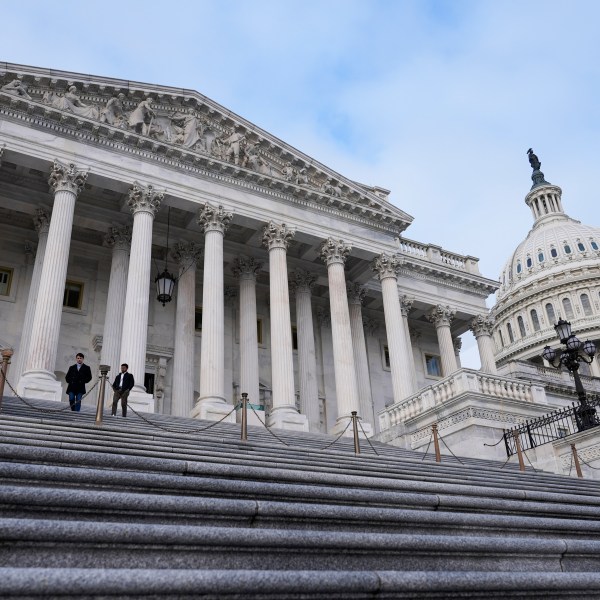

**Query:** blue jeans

left=68, top=392, right=83, bottom=411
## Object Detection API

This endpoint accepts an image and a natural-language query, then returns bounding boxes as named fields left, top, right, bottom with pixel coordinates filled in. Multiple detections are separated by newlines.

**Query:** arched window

left=531, top=309, right=541, bottom=332
left=498, top=330, right=504, bottom=348
left=516, top=261, right=522, bottom=274
left=564, top=244, right=572, bottom=254
left=581, top=293, right=593, bottom=316
left=526, top=257, right=533, bottom=268
left=591, top=241, right=599, bottom=251
left=578, top=241, right=586, bottom=252
left=517, top=316, right=526, bottom=337
left=551, top=247, right=558, bottom=258
left=562, top=297, right=574, bottom=319
left=546, top=303, right=556, bottom=324
left=507, top=323, right=514, bottom=343
left=538, top=252, right=544, bottom=263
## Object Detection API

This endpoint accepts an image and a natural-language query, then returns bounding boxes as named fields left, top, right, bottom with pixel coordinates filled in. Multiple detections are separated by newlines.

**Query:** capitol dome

left=491, top=151, right=600, bottom=369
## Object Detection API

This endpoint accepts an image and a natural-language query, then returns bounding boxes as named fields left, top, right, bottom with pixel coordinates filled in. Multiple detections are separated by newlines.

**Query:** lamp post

left=542, top=318, right=598, bottom=431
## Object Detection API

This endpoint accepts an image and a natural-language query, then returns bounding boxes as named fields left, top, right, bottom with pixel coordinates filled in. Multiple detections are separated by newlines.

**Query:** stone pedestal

left=18, top=161, right=87, bottom=401
left=263, top=222, right=308, bottom=431
left=192, top=204, right=236, bottom=422
left=119, top=183, right=163, bottom=411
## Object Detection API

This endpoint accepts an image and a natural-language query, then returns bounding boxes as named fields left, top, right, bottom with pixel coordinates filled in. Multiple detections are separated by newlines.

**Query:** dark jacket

left=112, top=371, right=135, bottom=392
left=65, top=363, right=92, bottom=395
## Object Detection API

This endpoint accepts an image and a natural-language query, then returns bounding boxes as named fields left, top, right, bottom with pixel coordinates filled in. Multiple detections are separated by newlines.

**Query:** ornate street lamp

left=542, top=318, right=598, bottom=430
left=155, top=206, right=176, bottom=306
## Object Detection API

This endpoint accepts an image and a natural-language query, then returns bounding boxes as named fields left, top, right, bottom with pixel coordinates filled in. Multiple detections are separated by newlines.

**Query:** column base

left=17, top=370, right=63, bottom=402
left=330, top=416, right=373, bottom=438
left=267, top=406, right=309, bottom=432
left=127, top=389, right=155, bottom=414
left=191, top=396, right=237, bottom=422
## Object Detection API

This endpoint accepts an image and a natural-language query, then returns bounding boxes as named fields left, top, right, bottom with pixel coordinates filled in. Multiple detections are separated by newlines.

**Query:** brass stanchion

left=512, top=430, right=526, bottom=472
left=95, top=365, right=110, bottom=426
left=432, top=423, right=441, bottom=463
left=0, top=349, right=13, bottom=411
left=240, top=392, right=248, bottom=442
left=351, top=411, right=361, bottom=455
left=571, top=443, right=584, bottom=478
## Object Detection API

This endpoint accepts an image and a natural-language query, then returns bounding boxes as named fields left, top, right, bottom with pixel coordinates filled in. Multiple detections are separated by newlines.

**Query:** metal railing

left=503, top=396, right=600, bottom=456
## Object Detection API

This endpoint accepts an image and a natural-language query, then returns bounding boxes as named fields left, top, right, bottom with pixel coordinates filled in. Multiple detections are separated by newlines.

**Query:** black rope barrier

left=438, top=430, right=465, bottom=465
left=247, top=403, right=290, bottom=447
left=357, top=417, right=379, bottom=455
left=421, top=433, right=433, bottom=461
left=319, top=418, right=352, bottom=450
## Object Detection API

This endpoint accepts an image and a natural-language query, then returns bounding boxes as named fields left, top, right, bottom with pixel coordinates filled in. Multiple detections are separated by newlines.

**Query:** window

left=0, top=268, right=13, bottom=296
left=144, top=373, right=155, bottom=395
left=591, top=241, right=599, bottom=251
left=498, top=330, right=504, bottom=348
left=546, top=303, right=556, bottom=324
left=516, top=261, right=522, bottom=274
left=383, top=345, right=390, bottom=369
left=562, top=297, right=574, bottom=319
left=526, top=257, right=533, bottom=268
left=63, top=281, right=83, bottom=309
left=425, top=354, right=442, bottom=377
left=507, top=323, right=514, bottom=343
left=578, top=242, right=586, bottom=252
left=538, top=252, right=544, bottom=263
left=551, top=247, right=558, bottom=258
left=581, top=294, right=593, bottom=316
left=564, top=244, right=572, bottom=254
left=291, top=326, right=298, bottom=350
left=195, top=307, right=203, bottom=331
left=257, top=319, right=263, bottom=345
left=517, top=316, right=526, bottom=338
left=531, top=309, right=541, bottom=332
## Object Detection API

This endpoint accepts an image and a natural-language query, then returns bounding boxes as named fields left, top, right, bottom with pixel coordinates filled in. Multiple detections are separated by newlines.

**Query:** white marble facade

left=0, top=63, right=497, bottom=434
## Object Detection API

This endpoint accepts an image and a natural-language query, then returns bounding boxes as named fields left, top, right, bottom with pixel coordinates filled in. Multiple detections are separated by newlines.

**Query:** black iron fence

left=503, top=395, right=600, bottom=457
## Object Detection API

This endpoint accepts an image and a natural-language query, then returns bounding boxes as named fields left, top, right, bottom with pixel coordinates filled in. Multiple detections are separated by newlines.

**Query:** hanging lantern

left=155, top=268, right=176, bottom=306
left=554, top=318, right=572, bottom=343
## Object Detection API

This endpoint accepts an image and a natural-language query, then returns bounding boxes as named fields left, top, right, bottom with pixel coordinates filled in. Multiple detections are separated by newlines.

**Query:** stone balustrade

left=379, top=368, right=541, bottom=431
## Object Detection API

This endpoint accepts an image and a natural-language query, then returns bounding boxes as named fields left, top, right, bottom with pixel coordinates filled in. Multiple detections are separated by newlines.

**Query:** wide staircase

left=2, top=395, right=600, bottom=598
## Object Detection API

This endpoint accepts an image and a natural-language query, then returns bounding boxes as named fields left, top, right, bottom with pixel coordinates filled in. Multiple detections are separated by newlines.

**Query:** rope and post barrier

left=351, top=411, right=360, bottom=455
left=240, top=392, right=248, bottom=442
left=432, top=423, right=441, bottom=463
left=0, top=349, right=13, bottom=410
left=571, top=443, right=584, bottom=478
left=94, top=365, right=110, bottom=426
left=512, top=430, right=526, bottom=472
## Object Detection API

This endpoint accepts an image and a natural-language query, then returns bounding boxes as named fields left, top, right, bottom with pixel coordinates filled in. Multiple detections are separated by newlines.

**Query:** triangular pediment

left=0, top=63, right=413, bottom=235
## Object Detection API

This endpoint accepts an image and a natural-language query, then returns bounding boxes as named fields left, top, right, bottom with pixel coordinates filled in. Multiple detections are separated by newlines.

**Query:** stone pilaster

left=100, top=225, right=131, bottom=400
left=192, top=204, right=234, bottom=421
left=321, top=238, right=361, bottom=435
left=263, top=222, right=308, bottom=431
left=372, top=253, right=415, bottom=405
left=13, top=207, right=51, bottom=383
left=470, top=314, right=498, bottom=374
left=119, top=183, right=163, bottom=412
left=18, top=161, right=87, bottom=401
left=171, top=241, right=202, bottom=417
left=290, top=269, right=320, bottom=432
left=400, top=295, right=418, bottom=391
left=232, top=256, right=263, bottom=424
left=428, top=305, right=458, bottom=376
left=347, top=282, right=374, bottom=434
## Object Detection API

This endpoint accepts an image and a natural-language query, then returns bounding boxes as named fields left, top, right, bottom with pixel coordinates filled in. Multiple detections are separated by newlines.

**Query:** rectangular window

left=425, top=354, right=442, bottom=377
left=195, top=307, right=203, bottom=331
left=383, top=345, right=390, bottom=369
left=0, top=267, right=13, bottom=296
left=291, top=326, right=298, bottom=350
left=257, top=319, right=263, bottom=345
left=144, top=373, right=155, bottom=395
left=63, top=280, right=83, bottom=309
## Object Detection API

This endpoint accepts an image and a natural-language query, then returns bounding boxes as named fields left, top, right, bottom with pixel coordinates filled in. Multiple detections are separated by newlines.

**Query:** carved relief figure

left=281, top=161, right=296, bottom=182
left=44, top=86, right=100, bottom=120
left=295, top=167, right=309, bottom=186
left=99, top=93, right=127, bottom=127
left=1, top=79, right=32, bottom=100
left=171, top=110, right=204, bottom=149
left=128, top=98, right=156, bottom=135
left=222, top=129, right=246, bottom=165
left=322, top=178, right=342, bottom=197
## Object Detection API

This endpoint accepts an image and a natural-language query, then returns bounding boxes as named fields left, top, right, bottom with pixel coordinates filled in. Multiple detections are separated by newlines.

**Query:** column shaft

left=471, top=315, right=498, bottom=375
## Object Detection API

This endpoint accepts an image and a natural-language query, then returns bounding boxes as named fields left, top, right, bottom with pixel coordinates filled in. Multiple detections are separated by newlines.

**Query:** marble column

left=100, top=225, right=131, bottom=391
left=347, top=282, right=374, bottom=433
left=232, top=256, right=263, bottom=423
left=400, top=294, right=418, bottom=392
left=320, top=238, right=361, bottom=435
left=453, top=337, right=463, bottom=369
left=192, top=204, right=234, bottom=421
left=171, top=241, right=202, bottom=417
left=428, top=305, right=458, bottom=377
left=14, top=207, right=50, bottom=383
left=263, top=222, right=308, bottom=431
left=291, top=269, right=320, bottom=432
left=18, top=161, right=87, bottom=401
left=119, top=183, right=163, bottom=412
left=372, top=253, right=415, bottom=405
left=470, top=314, right=498, bottom=374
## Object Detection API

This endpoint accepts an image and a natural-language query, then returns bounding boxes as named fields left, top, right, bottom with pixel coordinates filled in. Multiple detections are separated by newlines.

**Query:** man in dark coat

left=111, top=363, right=135, bottom=417
left=65, top=353, right=93, bottom=412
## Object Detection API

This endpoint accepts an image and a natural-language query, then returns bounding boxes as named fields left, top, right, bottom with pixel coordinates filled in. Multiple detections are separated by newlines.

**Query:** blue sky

left=3, top=0, right=600, bottom=366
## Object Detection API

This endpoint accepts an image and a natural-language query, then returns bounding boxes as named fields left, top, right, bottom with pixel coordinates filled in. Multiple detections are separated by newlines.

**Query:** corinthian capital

left=197, top=203, right=233, bottom=234
left=33, top=206, right=51, bottom=235
left=172, top=241, right=203, bottom=268
left=400, top=294, right=414, bottom=317
left=372, top=253, right=402, bottom=280
left=103, top=224, right=132, bottom=251
left=346, top=282, right=366, bottom=305
left=290, top=269, right=316, bottom=295
left=128, top=182, right=163, bottom=217
left=320, top=238, right=351, bottom=267
left=470, top=314, right=495, bottom=337
left=428, top=305, right=455, bottom=328
left=232, top=255, right=262, bottom=280
left=262, top=221, right=295, bottom=251
left=48, top=160, right=88, bottom=196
